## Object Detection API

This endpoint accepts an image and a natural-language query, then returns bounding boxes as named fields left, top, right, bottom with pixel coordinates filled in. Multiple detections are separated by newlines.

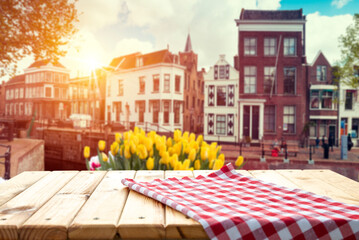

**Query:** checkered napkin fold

left=121, top=164, right=359, bottom=240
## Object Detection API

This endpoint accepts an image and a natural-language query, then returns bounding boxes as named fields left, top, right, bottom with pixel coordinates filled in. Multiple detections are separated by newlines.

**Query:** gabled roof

left=109, top=49, right=177, bottom=71
left=7, top=74, right=25, bottom=85
left=310, top=50, right=331, bottom=67
left=27, top=59, right=66, bottom=69
left=239, top=8, right=305, bottom=20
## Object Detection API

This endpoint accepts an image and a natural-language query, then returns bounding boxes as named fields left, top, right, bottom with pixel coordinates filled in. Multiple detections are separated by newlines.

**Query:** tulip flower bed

left=84, top=127, right=244, bottom=171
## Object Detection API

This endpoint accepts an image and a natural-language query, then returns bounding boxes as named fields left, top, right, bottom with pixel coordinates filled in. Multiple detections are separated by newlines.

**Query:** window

left=321, top=91, right=333, bottom=109
left=139, top=77, right=145, bottom=93
left=118, top=80, right=123, bottom=96
left=45, top=87, right=52, bottom=98
left=153, top=75, right=160, bottom=92
left=138, top=101, right=145, bottom=123
left=192, top=96, right=195, bottom=108
left=46, top=72, right=52, bottom=82
left=244, top=38, right=257, bottom=56
left=316, top=66, right=327, bottom=82
left=264, top=67, right=276, bottom=94
left=216, top=86, right=226, bottom=106
left=264, top=105, right=275, bottom=133
left=163, top=102, right=169, bottom=124
left=352, top=118, right=359, bottom=138
left=219, top=65, right=226, bottom=79
left=310, top=90, right=319, bottom=109
left=264, top=38, right=276, bottom=56
left=283, top=67, right=296, bottom=94
left=54, top=73, right=60, bottom=83
left=164, top=74, right=170, bottom=92
left=152, top=101, right=159, bottom=123
left=216, top=115, right=226, bottom=135
left=309, top=123, right=316, bottom=137
left=345, top=90, right=353, bottom=110
left=244, top=66, right=256, bottom=93
left=319, top=124, right=326, bottom=137
left=174, top=101, right=180, bottom=124
left=175, top=75, right=181, bottom=92
left=55, top=88, right=59, bottom=98
left=136, top=57, right=143, bottom=67
left=20, top=88, right=24, bottom=98
left=283, top=38, right=296, bottom=56
left=15, top=89, right=18, bottom=99
left=283, top=106, right=295, bottom=134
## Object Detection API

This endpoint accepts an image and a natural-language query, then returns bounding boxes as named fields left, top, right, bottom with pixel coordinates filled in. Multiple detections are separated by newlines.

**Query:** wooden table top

left=0, top=169, right=358, bottom=240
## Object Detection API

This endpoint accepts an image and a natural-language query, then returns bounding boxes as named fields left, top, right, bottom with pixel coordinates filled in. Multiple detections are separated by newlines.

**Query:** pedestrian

left=328, top=134, right=334, bottom=151
left=321, top=135, right=325, bottom=147
left=315, top=137, right=320, bottom=148
left=348, top=133, right=353, bottom=151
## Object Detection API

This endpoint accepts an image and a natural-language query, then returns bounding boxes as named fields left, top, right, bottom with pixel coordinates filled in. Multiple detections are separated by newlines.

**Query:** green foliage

left=0, top=0, right=79, bottom=77
left=338, top=14, right=359, bottom=89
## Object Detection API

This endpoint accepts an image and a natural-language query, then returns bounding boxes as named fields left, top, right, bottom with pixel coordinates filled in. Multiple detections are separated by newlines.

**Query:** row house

left=0, top=81, right=5, bottom=116
left=106, top=50, right=185, bottom=132
left=234, top=9, right=307, bottom=143
left=339, top=66, right=359, bottom=146
left=204, top=55, right=239, bottom=143
left=68, top=69, right=107, bottom=123
left=180, top=34, right=205, bottom=133
left=4, top=60, right=70, bottom=121
left=307, top=51, right=338, bottom=144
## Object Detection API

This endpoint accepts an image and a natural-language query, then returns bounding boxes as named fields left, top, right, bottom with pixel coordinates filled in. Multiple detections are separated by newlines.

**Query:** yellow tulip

left=138, top=144, right=148, bottom=159
left=200, top=147, right=209, bottom=161
left=174, top=129, right=182, bottom=142
left=134, top=126, right=139, bottom=135
left=120, top=145, right=124, bottom=156
left=170, top=154, right=178, bottom=168
left=196, top=135, right=203, bottom=146
left=115, top=133, right=122, bottom=143
left=208, top=149, right=217, bottom=161
left=209, top=159, right=214, bottom=169
left=235, top=156, right=244, bottom=167
left=213, top=159, right=224, bottom=170
left=130, top=141, right=136, bottom=154
left=188, top=148, right=196, bottom=161
left=183, top=159, right=190, bottom=170
left=111, top=142, right=119, bottom=156
left=102, top=152, right=108, bottom=162
left=218, top=153, right=225, bottom=162
left=161, top=151, right=170, bottom=165
left=98, top=140, right=106, bottom=152
left=183, top=131, right=189, bottom=141
left=146, top=157, right=154, bottom=170
left=124, top=145, right=131, bottom=159
left=174, top=161, right=182, bottom=170
left=194, top=160, right=201, bottom=170
left=189, top=133, right=196, bottom=142
left=166, top=137, right=173, bottom=148
left=190, top=140, right=199, bottom=151
left=149, top=148, right=154, bottom=157
left=145, top=138, right=153, bottom=152
left=83, top=146, right=90, bottom=159
left=210, top=142, right=217, bottom=150
left=159, top=144, right=166, bottom=153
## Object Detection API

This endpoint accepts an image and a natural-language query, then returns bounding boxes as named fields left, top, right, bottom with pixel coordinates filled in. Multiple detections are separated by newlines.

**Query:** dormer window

left=136, top=57, right=143, bottom=67
left=219, top=66, right=226, bottom=79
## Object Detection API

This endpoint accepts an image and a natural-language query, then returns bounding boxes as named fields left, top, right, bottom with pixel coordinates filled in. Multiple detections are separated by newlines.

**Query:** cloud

left=114, top=38, right=155, bottom=56
left=331, top=0, right=351, bottom=9
left=306, top=12, right=352, bottom=65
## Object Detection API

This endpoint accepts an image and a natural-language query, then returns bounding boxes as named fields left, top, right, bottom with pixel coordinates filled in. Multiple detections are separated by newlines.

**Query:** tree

left=338, top=13, right=359, bottom=88
left=0, top=0, right=78, bottom=77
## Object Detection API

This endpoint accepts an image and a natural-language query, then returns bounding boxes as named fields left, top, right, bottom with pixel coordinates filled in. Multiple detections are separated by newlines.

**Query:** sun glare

left=84, top=57, right=101, bottom=70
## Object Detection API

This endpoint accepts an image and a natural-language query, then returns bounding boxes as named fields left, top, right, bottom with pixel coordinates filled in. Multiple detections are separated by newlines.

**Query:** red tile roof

left=27, top=59, right=66, bottom=69
left=109, top=49, right=177, bottom=70
left=7, top=74, right=25, bottom=85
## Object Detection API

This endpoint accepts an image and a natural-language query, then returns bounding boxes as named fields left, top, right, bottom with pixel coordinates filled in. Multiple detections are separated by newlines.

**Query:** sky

left=3, top=0, right=358, bottom=80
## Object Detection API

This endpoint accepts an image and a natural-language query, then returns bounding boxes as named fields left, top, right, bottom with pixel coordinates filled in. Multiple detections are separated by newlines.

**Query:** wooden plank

left=0, top=171, right=78, bottom=240
left=118, top=170, right=165, bottom=239
left=0, top=171, right=49, bottom=206
left=19, top=171, right=106, bottom=240
left=236, top=170, right=253, bottom=177
left=302, top=169, right=359, bottom=201
left=164, top=170, right=208, bottom=239
left=277, top=170, right=359, bottom=205
left=68, top=171, right=136, bottom=240
left=192, top=170, right=214, bottom=178
left=249, top=170, right=300, bottom=189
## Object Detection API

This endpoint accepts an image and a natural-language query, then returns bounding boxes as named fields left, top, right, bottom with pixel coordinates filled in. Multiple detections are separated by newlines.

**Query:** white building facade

left=106, top=50, right=185, bottom=132
left=204, top=55, right=239, bottom=143
left=339, top=84, right=359, bottom=146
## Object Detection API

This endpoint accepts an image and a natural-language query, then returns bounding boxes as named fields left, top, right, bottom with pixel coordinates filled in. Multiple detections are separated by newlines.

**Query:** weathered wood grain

left=276, top=170, right=359, bottom=205
left=0, top=171, right=49, bottom=206
left=19, top=171, right=105, bottom=240
left=118, top=170, right=165, bottom=239
left=249, top=170, right=300, bottom=189
left=68, top=171, right=135, bottom=240
left=0, top=171, right=78, bottom=240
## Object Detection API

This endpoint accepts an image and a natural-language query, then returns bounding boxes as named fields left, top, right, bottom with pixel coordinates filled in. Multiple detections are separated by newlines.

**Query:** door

left=252, top=106, right=259, bottom=140
left=243, top=106, right=250, bottom=138
left=329, top=125, right=336, bottom=146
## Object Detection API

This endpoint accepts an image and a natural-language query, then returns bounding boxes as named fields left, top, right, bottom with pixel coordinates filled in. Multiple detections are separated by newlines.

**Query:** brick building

left=235, top=9, right=307, bottom=143
left=4, top=60, right=70, bottom=121
left=307, top=51, right=338, bottom=144
left=0, top=81, right=5, bottom=117
left=180, top=34, right=204, bottom=133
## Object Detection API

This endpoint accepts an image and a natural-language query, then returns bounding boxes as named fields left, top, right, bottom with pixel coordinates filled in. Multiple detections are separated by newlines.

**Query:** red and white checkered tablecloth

left=121, top=164, right=359, bottom=240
